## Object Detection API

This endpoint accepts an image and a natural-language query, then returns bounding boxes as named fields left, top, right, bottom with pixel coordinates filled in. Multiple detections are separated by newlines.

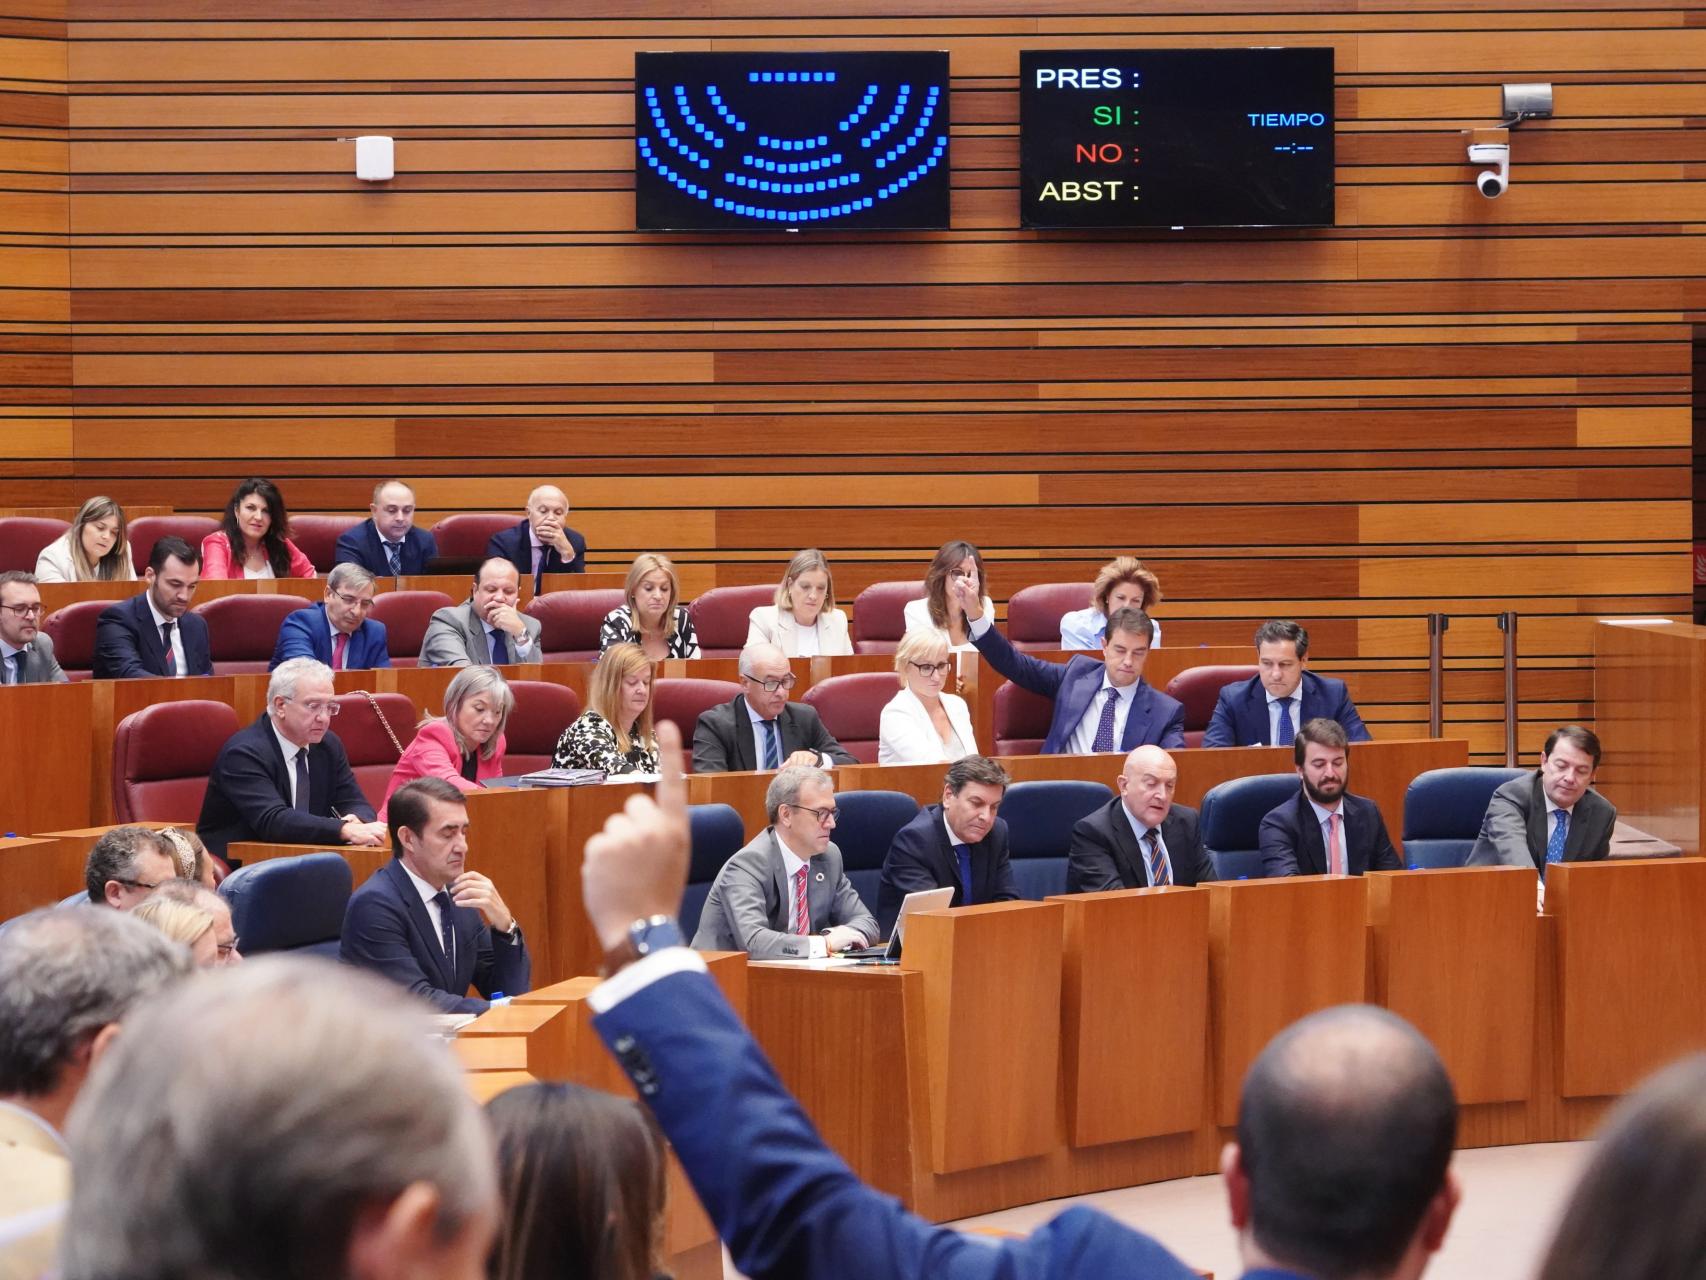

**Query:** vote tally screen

left=1018, top=48, right=1335, bottom=229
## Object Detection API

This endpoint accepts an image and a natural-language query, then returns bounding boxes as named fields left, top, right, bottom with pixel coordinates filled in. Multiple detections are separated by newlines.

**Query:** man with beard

left=1259, top=718, right=1400, bottom=877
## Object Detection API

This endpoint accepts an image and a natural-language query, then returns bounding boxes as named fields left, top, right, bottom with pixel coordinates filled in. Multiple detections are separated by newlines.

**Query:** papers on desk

left=425, top=1013, right=478, bottom=1039
left=515, top=767, right=607, bottom=788
left=759, top=956, right=863, bottom=969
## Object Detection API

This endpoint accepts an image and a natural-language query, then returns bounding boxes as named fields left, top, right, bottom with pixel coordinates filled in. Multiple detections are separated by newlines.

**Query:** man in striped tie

left=1066, top=745, right=1218, bottom=892
left=1259, top=719, right=1401, bottom=878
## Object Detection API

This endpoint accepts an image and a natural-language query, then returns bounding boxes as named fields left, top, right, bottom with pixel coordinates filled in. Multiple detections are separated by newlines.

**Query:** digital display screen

left=1019, top=48, right=1335, bottom=229
left=634, top=51, right=951, bottom=231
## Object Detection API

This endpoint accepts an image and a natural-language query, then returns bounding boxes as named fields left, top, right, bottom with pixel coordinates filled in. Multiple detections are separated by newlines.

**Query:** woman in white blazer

left=879, top=631, right=979, bottom=765
left=34, top=495, right=137, bottom=583
left=745, top=548, right=853, bottom=657
left=902, top=539, right=993, bottom=654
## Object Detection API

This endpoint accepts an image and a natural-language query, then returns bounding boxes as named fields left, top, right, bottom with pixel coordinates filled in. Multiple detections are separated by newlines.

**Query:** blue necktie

left=761, top=720, right=781, bottom=770
left=432, top=889, right=456, bottom=968
left=488, top=628, right=509, bottom=665
left=1274, top=696, right=1296, bottom=746
left=4, top=651, right=20, bottom=685
left=384, top=541, right=403, bottom=575
left=1547, top=809, right=1568, bottom=866
left=1091, top=687, right=1120, bottom=752
left=954, top=842, right=974, bottom=904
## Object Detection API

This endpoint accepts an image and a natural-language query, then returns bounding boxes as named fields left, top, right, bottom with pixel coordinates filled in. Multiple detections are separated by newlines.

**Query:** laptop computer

left=846, top=886, right=954, bottom=964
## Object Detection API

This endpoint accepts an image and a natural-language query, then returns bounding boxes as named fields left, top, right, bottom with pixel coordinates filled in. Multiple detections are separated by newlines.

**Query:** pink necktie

left=331, top=632, right=348, bottom=671
left=1327, top=812, right=1344, bottom=875
left=793, top=866, right=810, bottom=935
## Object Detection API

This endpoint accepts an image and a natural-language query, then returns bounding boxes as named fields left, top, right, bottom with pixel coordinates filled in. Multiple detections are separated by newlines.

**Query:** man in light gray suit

left=1468, top=724, right=1617, bottom=876
left=692, top=764, right=878, bottom=959
left=419, top=557, right=542, bottom=667
left=0, top=572, right=66, bottom=684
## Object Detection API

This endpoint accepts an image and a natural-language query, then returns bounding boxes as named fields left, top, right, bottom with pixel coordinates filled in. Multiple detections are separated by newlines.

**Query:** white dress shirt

left=144, top=593, right=188, bottom=677
left=400, top=859, right=451, bottom=959
left=1068, top=679, right=1133, bottom=755
left=776, top=838, right=829, bottom=958
left=269, top=720, right=308, bottom=808
left=0, top=1100, right=67, bottom=1157
left=242, top=560, right=276, bottom=580
left=1118, top=802, right=1174, bottom=886
left=1059, top=607, right=1162, bottom=651
left=1267, top=688, right=1301, bottom=743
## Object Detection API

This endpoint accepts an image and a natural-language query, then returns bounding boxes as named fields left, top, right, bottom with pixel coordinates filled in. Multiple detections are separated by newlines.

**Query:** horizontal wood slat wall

left=4, top=1, right=1700, bottom=762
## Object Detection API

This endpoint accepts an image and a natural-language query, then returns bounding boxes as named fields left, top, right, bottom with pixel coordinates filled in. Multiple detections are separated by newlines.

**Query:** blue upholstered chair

left=1199, top=773, right=1300, bottom=880
left=833, top=789, right=921, bottom=913
left=998, top=779, right=1115, bottom=900
left=1402, top=767, right=1525, bottom=869
left=218, top=852, right=353, bottom=959
left=679, top=804, right=747, bottom=940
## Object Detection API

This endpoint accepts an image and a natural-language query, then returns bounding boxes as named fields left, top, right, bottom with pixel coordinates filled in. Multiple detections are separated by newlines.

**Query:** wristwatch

left=600, top=914, right=683, bottom=976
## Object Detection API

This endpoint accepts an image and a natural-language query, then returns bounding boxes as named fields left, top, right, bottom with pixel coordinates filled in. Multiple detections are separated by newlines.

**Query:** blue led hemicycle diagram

left=634, top=52, right=951, bottom=230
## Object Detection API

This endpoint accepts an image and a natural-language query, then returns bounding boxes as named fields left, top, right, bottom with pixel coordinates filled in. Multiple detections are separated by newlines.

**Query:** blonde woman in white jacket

left=745, top=548, right=853, bottom=657
left=879, top=630, right=979, bottom=765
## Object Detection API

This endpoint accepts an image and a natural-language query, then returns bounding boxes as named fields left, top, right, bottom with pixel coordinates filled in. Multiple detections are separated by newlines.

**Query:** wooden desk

left=0, top=837, right=76, bottom=921
left=462, top=788, right=558, bottom=985
left=0, top=680, right=93, bottom=834
left=1594, top=620, right=1702, bottom=854
left=549, top=783, right=652, bottom=982
left=1207, top=875, right=1368, bottom=1125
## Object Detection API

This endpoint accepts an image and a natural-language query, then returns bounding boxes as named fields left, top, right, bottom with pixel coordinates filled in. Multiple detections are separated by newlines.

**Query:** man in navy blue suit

left=955, top=577, right=1185, bottom=754
left=92, top=537, right=213, bottom=680
left=332, top=479, right=438, bottom=577
left=1260, top=719, right=1400, bottom=878
left=340, top=776, right=531, bottom=1015
left=1204, top=620, right=1370, bottom=748
left=486, top=484, right=586, bottom=589
left=574, top=723, right=1463, bottom=1280
left=268, top=563, right=391, bottom=671
left=877, top=754, right=1017, bottom=935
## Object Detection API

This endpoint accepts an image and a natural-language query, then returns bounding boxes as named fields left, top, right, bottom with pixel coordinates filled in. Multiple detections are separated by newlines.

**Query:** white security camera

left=1468, top=142, right=1509, bottom=198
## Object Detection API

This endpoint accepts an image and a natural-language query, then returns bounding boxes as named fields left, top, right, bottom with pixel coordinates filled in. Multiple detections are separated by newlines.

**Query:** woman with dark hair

left=485, top=1081, right=669, bottom=1280
left=200, top=478, right=315, bottom=579
left=902, top=539, right=993, bottom=653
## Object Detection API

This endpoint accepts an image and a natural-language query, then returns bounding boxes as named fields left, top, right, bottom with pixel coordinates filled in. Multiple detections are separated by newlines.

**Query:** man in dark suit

left=0, top=572, right=66, bottom=684
left=92, top=537, right=213, bottom=680
left=1468, top=724, right=1616, bottom=876
left=268, top=563, right=391, bottom=671
left=332, top=478, right=438, bottom=577
left=196, top=657, right=386, bottom=861
left=573, top=723, right=1463, bottom=1280
left=1204, top=619, right=1371, bottom=748
left=693, top=642, right=858, bottom=772
left=486, top=484, right=586, bottom=589
left=877, top=754, right=1017, bottom=934
left=1067, top=745, right=1216, bottom=893
left=954, top=577, right=1185, bottom=754
left=340, top=776, right=530, bottom=1015
left=1260, top=718, right=1400, bottom=877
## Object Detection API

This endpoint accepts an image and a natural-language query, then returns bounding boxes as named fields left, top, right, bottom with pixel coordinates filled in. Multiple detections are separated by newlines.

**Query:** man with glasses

left=268, top=562, right=391, bottom=670
left=92, top=537, right=212, bottom=679
left=0, top=571, right=65, bottom=683
left=146, top=881, right=242, bottom=966
left=692, top=641, right=858, bottom=773
left=81, top=826, right=183, bottom=911
left=196, top=657, right=385, bottom=861
left=692, top=763, right=877, bottom=959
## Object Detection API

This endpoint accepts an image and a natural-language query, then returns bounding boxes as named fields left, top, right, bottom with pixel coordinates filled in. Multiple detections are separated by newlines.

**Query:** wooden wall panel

left=2, top=1, right=1696, bottom=760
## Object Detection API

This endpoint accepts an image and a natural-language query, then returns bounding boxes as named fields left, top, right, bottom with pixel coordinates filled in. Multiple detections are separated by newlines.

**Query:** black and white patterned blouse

left=551, top=710, right=660, bottom=775
left=598, top=605, right=700, bottom=659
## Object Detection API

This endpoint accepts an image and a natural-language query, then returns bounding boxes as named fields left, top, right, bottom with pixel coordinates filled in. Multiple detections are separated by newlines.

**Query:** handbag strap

left=354, top=688, right=406, bottom=759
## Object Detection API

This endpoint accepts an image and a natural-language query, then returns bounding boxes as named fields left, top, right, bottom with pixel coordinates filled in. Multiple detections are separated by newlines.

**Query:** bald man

left=486, top=485, right=586, bottom=588
left=1066, top=745, right=1217, bottom=892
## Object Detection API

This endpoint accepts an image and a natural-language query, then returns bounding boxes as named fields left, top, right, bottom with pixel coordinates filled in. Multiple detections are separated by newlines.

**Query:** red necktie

left=1327, top=812, right=1344, bottom=875
left=331, top=632, right=348, bottom=671
left=793, top=866, right=810, bottom=935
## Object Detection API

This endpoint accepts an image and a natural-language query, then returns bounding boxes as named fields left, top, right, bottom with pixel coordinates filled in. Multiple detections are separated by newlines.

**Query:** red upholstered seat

left=688, top=584, right=773, bottom=658
left=653, top=679, right=742, bottom=763
left=993, top=681, right=1053, bottom=756
left=1008, top=582, right=1095, bottom=652
left=190, top=593, right=306, bottom=675
left=368, top=589, right=454, bottom=668
left=0, top=517, right=69, bottom=572
left=112, top=699, right=241, bottom=824
left=331, top=691, right=419, bottom=810
left=526, top=589, right=625, bottom=662
left=127, top=516, right=219, bottom=575
left=800, top=672, right=895, bottom=764
left=429, top=513, right=515, bottom=560
left=1165, top=664, right=1260, bottom=748
left=503, top=679, right=584, bottom=774
left=42, top=599, right=108, bottom=680
left=289, top=514, right=363, bottom=574
left=851, top=580, right=926, bottom=655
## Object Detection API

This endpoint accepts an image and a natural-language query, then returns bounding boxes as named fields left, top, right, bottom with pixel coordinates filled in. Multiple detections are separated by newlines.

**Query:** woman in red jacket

left=200, top=477, right=316, bottom=579
left=380, top=665, right=513, bottom=821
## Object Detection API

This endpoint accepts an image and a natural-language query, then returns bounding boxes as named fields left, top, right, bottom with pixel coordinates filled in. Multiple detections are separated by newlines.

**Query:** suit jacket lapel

left=1297, top=794, right=1327, bottom=875
left=731, top=696, right=757, bottom=772
left=930, top=807, right=968, bottom=900
left=387, top=861, right=457, bottom=991
left=1241, top=682, right=1269, bottom=745
left=134, top=597, right=167, bottom=672
left=1107, top=802, right=1146, bottom=888
left=764, top=830, right=792, bottom=932
left=1120, top=683, right=1152, bottom=750
left=1524, top=776, right=1549, bottom=868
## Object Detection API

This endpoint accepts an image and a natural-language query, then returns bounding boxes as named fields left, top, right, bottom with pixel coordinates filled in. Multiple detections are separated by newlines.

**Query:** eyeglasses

left=216, top=937, right=241, bottom=958
left=908, top=660, right=952, bottom=677
left=328, top=590, right=375, bottom=612
left=113, top=877, right=164, bottom=892
left=289, top=699, right=341, bottom=717
left=743, top=673, right=797, bottom=694
left=785, top=803, right=839, bottom=826
left=0, top=603, right=42, bottom=618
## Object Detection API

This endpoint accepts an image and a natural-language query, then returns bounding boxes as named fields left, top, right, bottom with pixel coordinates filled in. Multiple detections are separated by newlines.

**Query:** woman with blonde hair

left=1060, top=556, right=1164, bottom=650
left=903, top=540, right=994, bottom=653
left=132, top=895, right=219, bottom=968
left=745, top=548, right=853, bottom=656
left=381, top=666, right=514, bottom=819
left=552, top=643, right=658, bottom=775
left=35, top=496, right=136, bottom=583
left=879, top=631, right=979, bottom=765
left=599, top=552, right=699, bottom=660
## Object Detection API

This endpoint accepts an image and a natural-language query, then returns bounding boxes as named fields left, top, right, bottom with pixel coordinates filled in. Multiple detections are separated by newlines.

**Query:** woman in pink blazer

left=380, top=666, right=514, bottom=820
left=200, top=477, right=317, bottom=579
